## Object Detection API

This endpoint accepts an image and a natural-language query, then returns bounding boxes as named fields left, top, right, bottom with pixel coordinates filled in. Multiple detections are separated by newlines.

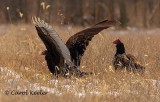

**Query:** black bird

left=32, top=17, right=120, bottom=77
left=113, top=39, right=145, bottom=74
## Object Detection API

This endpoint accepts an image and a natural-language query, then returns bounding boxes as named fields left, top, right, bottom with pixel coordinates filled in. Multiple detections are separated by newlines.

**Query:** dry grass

left=0, top=24, right=160, bottom=102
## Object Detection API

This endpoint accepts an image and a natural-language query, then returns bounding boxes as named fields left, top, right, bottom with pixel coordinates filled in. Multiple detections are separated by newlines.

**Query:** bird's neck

left=115, top=43, right=126, bottom=56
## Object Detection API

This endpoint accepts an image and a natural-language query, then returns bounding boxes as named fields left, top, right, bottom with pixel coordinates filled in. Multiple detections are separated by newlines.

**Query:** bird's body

left=113, top=39, right=145, bottom=74
left=32, top=17, right=120, bottom=77
left=45, top=52, right=57, bottom=74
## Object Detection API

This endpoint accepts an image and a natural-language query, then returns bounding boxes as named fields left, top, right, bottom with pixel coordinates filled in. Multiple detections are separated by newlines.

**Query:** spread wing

left=66, top=19, right=120, bottom=67
left=32, top=17, right=73, bottom=67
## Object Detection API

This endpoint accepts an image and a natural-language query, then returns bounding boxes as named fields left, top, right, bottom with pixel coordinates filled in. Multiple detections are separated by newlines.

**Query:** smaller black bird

left=113, top=39, right=145, bottom=74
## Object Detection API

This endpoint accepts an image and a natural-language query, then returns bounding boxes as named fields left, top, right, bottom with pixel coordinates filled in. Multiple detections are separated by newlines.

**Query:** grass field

left=0, top=24, right=160, bottom=102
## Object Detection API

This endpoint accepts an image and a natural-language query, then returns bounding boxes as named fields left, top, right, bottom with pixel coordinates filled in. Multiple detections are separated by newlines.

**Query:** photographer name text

left=5, top=90, right=48, bottom=95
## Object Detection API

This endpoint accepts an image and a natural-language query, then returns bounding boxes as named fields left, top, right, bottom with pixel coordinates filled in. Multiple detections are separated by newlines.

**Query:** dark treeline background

left=0, top=0, right=160, bottom=28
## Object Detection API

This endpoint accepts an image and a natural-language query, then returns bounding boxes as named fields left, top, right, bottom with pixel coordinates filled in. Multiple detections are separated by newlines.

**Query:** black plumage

left=32, top=17, right=120, bottom=77
left=113, top=39, right=145, bottom=74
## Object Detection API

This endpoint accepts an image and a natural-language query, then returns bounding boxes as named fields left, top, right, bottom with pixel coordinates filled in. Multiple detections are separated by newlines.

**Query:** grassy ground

left=0, top=24, right=160, bottom=102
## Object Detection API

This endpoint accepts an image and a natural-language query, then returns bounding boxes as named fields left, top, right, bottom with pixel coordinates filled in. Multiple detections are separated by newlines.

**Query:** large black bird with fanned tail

left=32, top=17, right=120, bottom=77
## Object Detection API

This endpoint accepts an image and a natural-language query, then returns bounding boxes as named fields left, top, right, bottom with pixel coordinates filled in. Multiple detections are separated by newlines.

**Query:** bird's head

left=113, top=39, right=125, bottom=55
left=39, top=50, right=48, bottom=55
left=113, top=39, right=122, bottom=45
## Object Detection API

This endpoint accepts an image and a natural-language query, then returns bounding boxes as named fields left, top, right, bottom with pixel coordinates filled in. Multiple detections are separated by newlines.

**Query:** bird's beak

left=39, top=50, right=47, bottom=55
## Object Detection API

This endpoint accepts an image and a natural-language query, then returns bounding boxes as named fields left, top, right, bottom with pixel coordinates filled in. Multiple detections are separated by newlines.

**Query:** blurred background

left=0, top=0, right=160, bottom=28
